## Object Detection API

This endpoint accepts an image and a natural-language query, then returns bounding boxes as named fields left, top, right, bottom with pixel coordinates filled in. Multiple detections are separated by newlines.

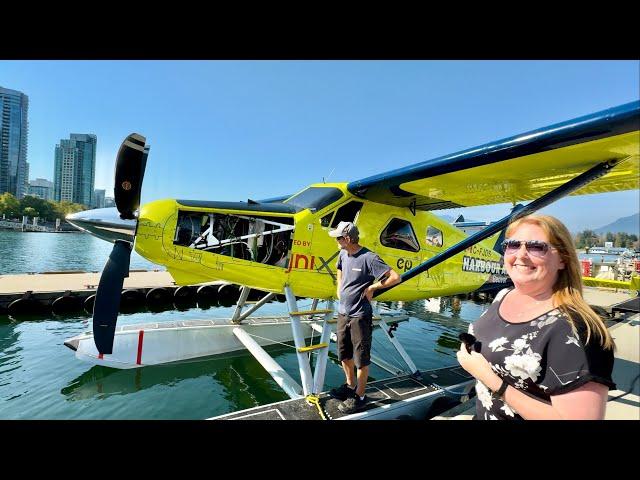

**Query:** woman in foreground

left=457, top=214, right=616, bottom=420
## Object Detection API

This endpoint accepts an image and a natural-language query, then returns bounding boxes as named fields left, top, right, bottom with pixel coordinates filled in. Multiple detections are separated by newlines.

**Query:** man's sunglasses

left=336, top=236, right=345, bottom=241
left=501, top=239, right=553, bottom=258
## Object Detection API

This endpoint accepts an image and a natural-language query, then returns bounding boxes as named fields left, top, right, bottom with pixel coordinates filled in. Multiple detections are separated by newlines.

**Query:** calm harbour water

left=0, top=229, right=490, bottom=419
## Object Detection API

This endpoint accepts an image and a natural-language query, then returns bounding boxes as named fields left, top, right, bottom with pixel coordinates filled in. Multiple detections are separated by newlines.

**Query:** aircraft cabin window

left=330, top=201, right=364, bottom=227
left=320, top=212, right=333, bottom=227
left=426, top=226, right=443, bottom=248
left=283, top=187, right=343, bottom=212
left=380, top=218, right=420, bottom=253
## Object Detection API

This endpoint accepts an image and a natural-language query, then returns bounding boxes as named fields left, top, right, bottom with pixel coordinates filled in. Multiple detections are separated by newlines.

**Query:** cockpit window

left=284, top=187, right=343, bottom=212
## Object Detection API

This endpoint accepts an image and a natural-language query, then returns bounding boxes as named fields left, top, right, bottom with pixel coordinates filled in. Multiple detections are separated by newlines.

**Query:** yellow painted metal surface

left=401, top=132, right=639, bottom=207
left=582, top=275, right=640, bottom=291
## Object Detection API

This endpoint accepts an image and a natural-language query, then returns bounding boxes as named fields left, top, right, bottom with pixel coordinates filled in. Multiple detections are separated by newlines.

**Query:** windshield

left=284, top=187, right=343, bottom=212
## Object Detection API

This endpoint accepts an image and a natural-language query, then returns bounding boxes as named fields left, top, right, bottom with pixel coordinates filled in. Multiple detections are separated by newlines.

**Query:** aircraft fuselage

left=135, top=183, right=509, bottom=301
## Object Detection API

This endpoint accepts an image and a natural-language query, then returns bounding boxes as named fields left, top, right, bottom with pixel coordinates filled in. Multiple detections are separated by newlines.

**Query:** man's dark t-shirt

left=336, top=247, right=391, bottom=317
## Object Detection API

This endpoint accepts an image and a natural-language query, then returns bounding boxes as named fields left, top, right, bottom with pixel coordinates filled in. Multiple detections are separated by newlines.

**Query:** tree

left=574, top=229, right=601, bottom=249
left=23, top=206, right=38, bottom=218
left=0, top=192, right=21, bottom=218
left=52, top=201, right=86, bottom=219
left=20, top=195, right=53, bottom=220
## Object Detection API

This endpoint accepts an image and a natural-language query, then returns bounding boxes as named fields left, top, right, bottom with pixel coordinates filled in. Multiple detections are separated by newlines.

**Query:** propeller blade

left=93, top=240, right=132, bottom=354
left=114, top=133, right=149, bottom=220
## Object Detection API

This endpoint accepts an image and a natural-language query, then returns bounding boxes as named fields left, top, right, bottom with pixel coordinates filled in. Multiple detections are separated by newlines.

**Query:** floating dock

left=0, top=270, right=273, bottom=316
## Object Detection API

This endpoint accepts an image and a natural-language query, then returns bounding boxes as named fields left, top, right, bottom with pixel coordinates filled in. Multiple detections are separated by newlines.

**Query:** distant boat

left=586, top=246, right=635, bottom=256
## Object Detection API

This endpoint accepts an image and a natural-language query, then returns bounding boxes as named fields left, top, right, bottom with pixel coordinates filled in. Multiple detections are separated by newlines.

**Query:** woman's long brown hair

left=506, top=214, right=614, bottom=350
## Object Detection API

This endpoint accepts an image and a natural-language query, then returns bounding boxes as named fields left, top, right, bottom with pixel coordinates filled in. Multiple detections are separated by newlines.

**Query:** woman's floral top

left=470, top=288, right=616, bottom=420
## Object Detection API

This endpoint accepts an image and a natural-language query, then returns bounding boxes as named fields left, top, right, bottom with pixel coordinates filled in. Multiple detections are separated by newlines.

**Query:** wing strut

left=375, top=158, right=622, bottom=297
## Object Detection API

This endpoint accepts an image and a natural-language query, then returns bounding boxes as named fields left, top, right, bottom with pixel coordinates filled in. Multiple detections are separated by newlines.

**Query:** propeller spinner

left=93, top=133, right=149, bottom=354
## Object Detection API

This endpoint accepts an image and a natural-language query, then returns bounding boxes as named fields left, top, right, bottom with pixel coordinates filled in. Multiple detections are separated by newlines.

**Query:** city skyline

left=0, top=60, right=638, bottom=232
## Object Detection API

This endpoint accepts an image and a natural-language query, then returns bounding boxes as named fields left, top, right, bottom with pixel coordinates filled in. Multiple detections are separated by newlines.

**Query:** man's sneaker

left=329, top=383, right=356, bottom=401
left=338, top=394, right=368, bottom=414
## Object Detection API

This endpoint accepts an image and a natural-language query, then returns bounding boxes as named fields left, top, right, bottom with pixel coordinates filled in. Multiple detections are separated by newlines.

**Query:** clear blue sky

left=1, top=60, right=638, bottom=232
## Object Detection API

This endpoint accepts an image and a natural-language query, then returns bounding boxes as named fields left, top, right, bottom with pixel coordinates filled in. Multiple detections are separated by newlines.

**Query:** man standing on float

left=328, top=221, right=401, bottom=414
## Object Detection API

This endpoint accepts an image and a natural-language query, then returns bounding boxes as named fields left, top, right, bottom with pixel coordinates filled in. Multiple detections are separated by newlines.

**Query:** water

left=0, top=229, right=160, bottom=274
left=0, top=229, right=490, bottom=419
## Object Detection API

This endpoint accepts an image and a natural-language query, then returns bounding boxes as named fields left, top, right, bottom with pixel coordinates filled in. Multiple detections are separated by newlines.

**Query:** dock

left=0, top=270, right=257, bottom=315
left=432, top=286, right=640, bottom=420
left=211, top=365, right=474, bottom=420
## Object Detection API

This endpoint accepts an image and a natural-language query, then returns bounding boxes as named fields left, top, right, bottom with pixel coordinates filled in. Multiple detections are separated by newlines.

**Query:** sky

left=1, top=60, right=638, bottom=232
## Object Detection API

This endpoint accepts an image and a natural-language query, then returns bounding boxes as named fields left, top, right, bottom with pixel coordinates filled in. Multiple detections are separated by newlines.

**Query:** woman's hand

left=456, top=343, right=500, bottom=390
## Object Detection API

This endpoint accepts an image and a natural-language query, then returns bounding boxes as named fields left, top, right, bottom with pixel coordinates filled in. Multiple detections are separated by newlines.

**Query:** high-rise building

left=54, top=133, right=97, bottom=206
left=94, top=188, right=105, bottom=208
left=28, top=178, right=54, bottom=201
left=0, top=87, right=29, bottom=199
left=104, top=196, right=115, bottom=208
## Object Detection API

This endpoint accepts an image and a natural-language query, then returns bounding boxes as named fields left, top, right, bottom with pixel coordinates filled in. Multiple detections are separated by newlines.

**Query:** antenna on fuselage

left=322, top=167, right=335, bottom=184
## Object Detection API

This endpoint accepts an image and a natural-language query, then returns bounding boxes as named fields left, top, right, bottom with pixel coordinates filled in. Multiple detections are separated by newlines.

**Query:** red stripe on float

left=136, top=330, right=144, bottom=365
left=98, top=353, right=103, bottom=360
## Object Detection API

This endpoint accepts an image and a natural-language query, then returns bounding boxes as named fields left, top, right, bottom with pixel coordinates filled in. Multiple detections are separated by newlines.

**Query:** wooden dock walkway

left=0, top=269, right=174, bottom=294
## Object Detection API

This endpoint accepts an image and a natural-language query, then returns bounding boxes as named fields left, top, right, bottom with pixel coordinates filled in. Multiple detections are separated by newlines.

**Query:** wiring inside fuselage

left=173, top=210, right=294, bottom=266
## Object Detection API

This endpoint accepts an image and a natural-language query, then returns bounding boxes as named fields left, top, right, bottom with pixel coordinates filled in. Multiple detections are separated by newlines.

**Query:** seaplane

left=64, top=100, right=639, bottom=420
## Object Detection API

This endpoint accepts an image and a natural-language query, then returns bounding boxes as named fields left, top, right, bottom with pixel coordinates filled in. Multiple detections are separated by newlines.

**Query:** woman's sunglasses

left=501, top=239, right=553, bottom=258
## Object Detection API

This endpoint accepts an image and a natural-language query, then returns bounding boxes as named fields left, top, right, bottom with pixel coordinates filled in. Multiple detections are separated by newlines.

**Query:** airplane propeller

left=93, top=133, right=149, bottom=354
left=114, top=134, right=149, bottom=220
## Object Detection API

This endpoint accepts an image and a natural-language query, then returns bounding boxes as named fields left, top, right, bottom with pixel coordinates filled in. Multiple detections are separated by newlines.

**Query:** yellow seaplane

left=64, top=101, right=639, bottom=419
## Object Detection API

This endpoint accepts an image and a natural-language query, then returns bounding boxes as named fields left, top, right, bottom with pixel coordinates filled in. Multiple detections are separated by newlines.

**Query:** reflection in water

left=0, top=322, right=22, bottom=386
left=436, top=331, right=464, bottom=351
left=442, top=297, right=462, bottom=317
left=61, top=344, right=294, bottom=403
left=391, top=296, right=492, bottom=360
left=422, top=297, right=441, bottom=313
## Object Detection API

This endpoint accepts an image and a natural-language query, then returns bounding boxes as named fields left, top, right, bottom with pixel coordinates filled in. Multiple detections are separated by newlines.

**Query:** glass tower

left=0, top=87, right=29, bottom=199
left=54, top=133, right=97, bottom=206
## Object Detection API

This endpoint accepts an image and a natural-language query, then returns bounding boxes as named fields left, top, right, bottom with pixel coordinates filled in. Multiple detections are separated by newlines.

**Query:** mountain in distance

left=593, top=212, right=640, bottom=235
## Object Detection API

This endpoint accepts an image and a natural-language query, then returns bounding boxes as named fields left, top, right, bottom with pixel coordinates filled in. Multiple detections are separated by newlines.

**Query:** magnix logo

left=285, top=251, right=340, bottom=283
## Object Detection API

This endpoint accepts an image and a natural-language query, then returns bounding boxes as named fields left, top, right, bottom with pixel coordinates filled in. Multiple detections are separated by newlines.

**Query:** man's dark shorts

left=336, top=313, right=373, bottom=368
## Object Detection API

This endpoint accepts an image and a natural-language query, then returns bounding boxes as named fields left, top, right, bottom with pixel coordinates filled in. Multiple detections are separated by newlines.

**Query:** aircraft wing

left=347, top=101, right=639, bottom=210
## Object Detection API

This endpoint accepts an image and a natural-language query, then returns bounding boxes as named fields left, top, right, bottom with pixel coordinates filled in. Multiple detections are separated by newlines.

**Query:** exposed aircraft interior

left=173, top=210, right=294, bottom=266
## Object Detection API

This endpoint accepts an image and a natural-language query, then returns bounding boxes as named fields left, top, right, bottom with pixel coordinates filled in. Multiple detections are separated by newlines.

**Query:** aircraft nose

left=66, top=207, right=136, bottom=244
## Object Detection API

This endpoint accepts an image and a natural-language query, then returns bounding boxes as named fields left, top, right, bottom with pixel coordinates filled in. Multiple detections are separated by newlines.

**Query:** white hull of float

left=65, top=314, right=408, bottom=369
